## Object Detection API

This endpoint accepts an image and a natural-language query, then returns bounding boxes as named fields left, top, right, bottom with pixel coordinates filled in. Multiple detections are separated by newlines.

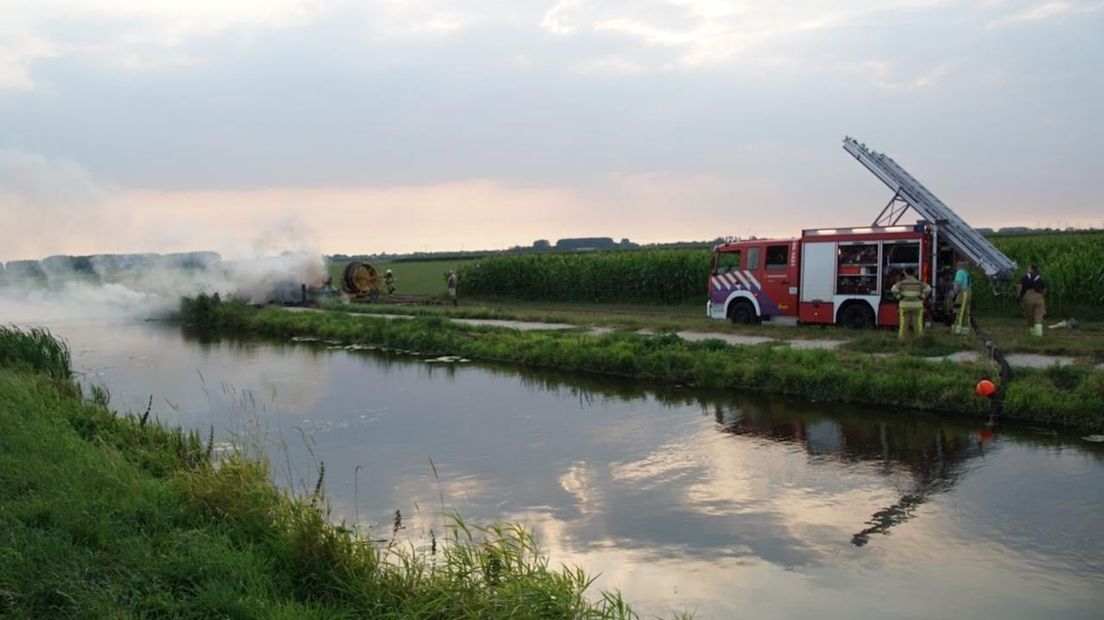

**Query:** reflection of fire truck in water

left=707, top=137, right=1018, bottom=328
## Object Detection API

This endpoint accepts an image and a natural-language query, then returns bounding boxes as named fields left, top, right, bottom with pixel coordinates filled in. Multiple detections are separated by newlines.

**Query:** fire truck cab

left=708, top=225, right=949, bottom=328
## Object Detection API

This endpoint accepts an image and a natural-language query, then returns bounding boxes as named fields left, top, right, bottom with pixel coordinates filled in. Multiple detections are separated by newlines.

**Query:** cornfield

left=458, top=232, right=1104, bottom=318
left=972, top=231, right=1104, bottom=319
left=457, top=249, right=711, bottom=304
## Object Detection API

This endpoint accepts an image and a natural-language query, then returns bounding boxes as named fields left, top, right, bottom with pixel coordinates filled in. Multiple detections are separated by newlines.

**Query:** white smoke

left=0, top=217, right=324, bottom=319
left=0, top=149, right=331, bottom=323
left=0, top=149, right=111, bottom=261
left=0, top=251, right=324, bottom=324
left=0, top=251, right=326, bottom=324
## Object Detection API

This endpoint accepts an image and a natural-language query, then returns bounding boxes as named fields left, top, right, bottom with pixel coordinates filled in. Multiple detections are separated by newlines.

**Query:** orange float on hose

left=975, top=379, right=997, bottom=398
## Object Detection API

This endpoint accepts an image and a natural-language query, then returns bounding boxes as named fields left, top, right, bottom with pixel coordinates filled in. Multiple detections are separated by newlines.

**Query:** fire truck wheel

left=728, top=300, right=758, bottom=325
left=838, top=302, right=875, bottom=330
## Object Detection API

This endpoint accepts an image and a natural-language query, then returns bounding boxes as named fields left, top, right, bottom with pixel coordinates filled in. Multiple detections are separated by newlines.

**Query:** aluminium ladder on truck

left=841, top=137, right=1017, bottom=284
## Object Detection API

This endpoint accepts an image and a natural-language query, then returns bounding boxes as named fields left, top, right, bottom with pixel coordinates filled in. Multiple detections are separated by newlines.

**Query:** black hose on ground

left=970, top=316, right=1012, bottom=424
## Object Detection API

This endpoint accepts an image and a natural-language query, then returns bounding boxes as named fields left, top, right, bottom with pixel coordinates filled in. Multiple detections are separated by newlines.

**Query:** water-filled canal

left=56, top=320, right=1104, bottom=619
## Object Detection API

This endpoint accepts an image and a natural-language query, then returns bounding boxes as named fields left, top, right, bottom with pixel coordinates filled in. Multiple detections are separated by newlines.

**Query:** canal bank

left=35, top=317, right=1104, bottom=619
left=0, top=326, right=642, bottom=619
left=49, top=315, right=1104, bottom=613
left=181, top=297, right=1104, bottom=431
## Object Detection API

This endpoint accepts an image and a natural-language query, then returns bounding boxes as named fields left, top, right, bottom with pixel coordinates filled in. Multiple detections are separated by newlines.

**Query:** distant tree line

left=976, top=226, right=1104, bottom=236
left=530, top=237, right=638, bottom=251
left=324, top=226, right=1104, bottom=266
left=0, top=252, right=221, bottom=280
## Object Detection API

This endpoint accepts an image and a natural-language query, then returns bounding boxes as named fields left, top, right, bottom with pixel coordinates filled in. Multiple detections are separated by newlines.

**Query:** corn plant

left=457, top=249, right=712, bottom=304
left=972, top=231, right=1104, bottom=319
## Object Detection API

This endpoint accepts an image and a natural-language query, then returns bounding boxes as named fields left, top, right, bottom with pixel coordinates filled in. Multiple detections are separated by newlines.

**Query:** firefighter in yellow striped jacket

left=891, top=268, right=932, bottom=340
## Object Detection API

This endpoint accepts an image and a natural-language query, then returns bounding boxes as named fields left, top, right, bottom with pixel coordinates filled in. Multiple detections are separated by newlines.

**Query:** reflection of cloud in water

left=512, top=507, right=817, bottom=620
left=512, top=467, right=1103, bottom=620
left=559, top=461, right=603, bottom=517
left=554, top=426, right=883, bottom=568
left=59, top=322, right=331, bottom=429
left=609, top=445, right=700, bottom=486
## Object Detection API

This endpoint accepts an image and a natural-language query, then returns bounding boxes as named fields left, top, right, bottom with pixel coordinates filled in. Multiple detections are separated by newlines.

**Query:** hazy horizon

left=4, top=218, right=1102, bottom=266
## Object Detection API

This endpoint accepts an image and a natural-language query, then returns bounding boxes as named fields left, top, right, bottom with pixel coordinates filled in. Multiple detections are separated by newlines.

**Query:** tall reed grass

left=0, top=326, right=71, bottom=380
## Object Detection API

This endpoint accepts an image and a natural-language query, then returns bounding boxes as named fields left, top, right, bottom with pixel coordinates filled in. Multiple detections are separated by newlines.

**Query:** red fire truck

left=707, top=138, right=1017, bottom=328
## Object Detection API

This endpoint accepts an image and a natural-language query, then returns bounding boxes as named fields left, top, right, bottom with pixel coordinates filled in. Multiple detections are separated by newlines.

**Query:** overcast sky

left=1, top=0, right=1101, bottom=261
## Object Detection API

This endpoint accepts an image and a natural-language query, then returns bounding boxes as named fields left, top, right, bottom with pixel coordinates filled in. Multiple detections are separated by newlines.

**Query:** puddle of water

left=1004, top=353, right=1075, bottom=369
left=452, top=318, right=576, bottom=331
left=784, top=338, right=846, bottom=350
left=676, top=331, right=775, bottom=346
left=924, top=351, right=982, bottom=364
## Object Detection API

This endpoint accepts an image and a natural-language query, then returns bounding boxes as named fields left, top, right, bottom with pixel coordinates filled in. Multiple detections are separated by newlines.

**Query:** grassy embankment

left=0, top=326, right=645, bottom=619
left=180, top=297, right=1104, bottom=431
left=321, top=298, right=1104, bottom=363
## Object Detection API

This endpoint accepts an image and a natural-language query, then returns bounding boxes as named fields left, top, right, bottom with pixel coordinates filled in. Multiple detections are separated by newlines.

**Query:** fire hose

left=970, top=316, right=1012, bottom=425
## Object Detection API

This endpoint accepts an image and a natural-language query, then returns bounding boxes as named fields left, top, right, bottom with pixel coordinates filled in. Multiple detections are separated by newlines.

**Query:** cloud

left=34, top=0, right=328, bottom=41
left=540, top=0, right=951, bottom=68
left=855, top=60, right=952, bottom=91
left=0, top=1, right=541, bottom=89
left=571, top=55, right=647, bottom=76
left=986, top=0, right=1104, bottom=29
left=0, top=33, right=56, bottom=90
left=366, top=0, right=487, bottom=37
left=1, top=0, right=1100, bottom=247
left=0, top=0, right=332, bottom=89
left=541, top=0, right=583, bottom=35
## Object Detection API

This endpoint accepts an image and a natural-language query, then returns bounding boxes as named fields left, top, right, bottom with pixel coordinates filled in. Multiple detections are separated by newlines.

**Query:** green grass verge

left=322, top=297, right=719, bottom=333
left=180, top=297, right=1104, bottom=431
left=840, top=332, right=968, bottom=357
left=0, top=326, right=646, bottom=619
left=321, top=298, right=1104, bottom=360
